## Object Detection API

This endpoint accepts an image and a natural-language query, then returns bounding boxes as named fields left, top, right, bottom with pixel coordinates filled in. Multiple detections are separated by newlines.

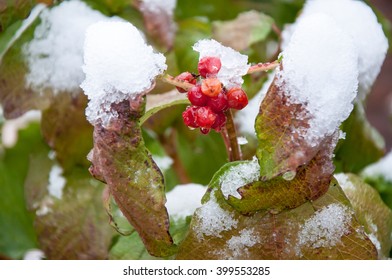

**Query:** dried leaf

left=212, top=10, right=273, bottom=51
left=176, top=180, right=377, bottom=260
left=89, top=98, right=176, bottom=257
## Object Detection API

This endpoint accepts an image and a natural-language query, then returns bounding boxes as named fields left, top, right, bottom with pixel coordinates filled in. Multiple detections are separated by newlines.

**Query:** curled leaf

left=89, top=97, right=176, bottom=257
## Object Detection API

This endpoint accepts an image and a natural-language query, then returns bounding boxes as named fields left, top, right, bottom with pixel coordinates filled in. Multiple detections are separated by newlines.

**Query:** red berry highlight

left=200, top=127, right=211, bottom=135
left=175, top=72, right=196, bottom=93
left=201, top=78, right=222, bottom=98
left=198, top=56, right=221, bottom=78
left=194, top=106, right=217, bottom=128
left=188, top=85, right=208, bottom=106
left=227, top=88, right=248, bottom=110
left=182, top=106, right=198, bottom=128
left=207, top=90, right=228, bottom=113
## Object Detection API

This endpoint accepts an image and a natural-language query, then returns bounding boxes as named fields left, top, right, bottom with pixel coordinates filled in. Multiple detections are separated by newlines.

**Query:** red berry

left=208, top=90, right=228, bottom=113
left=212, top=112, right=227, bottom=132
left=175, top=72, right=196, bottom=93
left=201, top=78, right=222, bottom=98
left=200, top=127, right=211, bottom=135
left=188, top=85, right=208, bottom=106
left=194, top=106, right=217, bottom=128
left=182, top=106, right=198, bottom=128
left=198, top=56, right=221, bottom=78
left=227, top=88, right=248, bottom=110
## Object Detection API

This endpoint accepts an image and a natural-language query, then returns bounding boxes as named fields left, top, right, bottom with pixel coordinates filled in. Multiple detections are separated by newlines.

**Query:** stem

left=160, top=74, right=194, bottom=91
left=247, top=60, right=280, bottom=75
left=222, top=109, right=242, bottom=162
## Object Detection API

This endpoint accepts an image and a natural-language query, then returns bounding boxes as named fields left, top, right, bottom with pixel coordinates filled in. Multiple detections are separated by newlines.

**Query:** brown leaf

left=89, top=98, right=176, bottom=257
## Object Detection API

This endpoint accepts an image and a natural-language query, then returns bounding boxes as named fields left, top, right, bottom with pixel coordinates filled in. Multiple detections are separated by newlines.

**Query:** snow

left=23, top=249, right=45, bottom=260
left=220, top=157, right=260, bottom=199
left=236, top=73, right=274, bottom=135
left=1, top=110, right=41, bottom=148
left=362, top=151, right=392, bottom=183
left=48, top=164, right=66, bottom=199
left=277, top=14, right=359, bottom=147
left=152, top=155, right=173, bottom=171
left=165, top=184, right=206, bottom=219
left=282, top=0, right=388, bottom=97
left=225, top=229, right=259, bottom=259
left=81, top=21, right=167, bottom=126
left=297, top=204, right=352, bottom=252
left=195, top=189, right=238, bottom=240
left=335, top=173, right=356, bottom=192
left=237, top=136, right=248, bottom=145
left=193, top=39, right=250, bottom=89
left=0, top=4, right=45, bottom=61
left=24, top=0, right=110, bottom=94
left=140, top=0, right=177, bottom=16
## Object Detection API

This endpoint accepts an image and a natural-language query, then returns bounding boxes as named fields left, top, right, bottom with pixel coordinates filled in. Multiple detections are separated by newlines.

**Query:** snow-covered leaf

left=176, top=179, right=377, bottom=260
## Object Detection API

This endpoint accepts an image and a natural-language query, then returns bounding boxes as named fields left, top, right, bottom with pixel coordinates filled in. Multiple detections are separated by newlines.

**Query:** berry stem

left=160, top=74, right=195, bottom=91
left=221, top=109, right=242, bottom=162
left=247, top=60, right=280, bottom=74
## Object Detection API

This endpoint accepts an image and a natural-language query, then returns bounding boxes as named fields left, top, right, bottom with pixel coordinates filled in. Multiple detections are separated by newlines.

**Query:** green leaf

left=109, top=217, right=191, bottom=260
left=0, top=123, right=43, bottom=259
left=217, top=137, right=333, bottom=214
left=41, top=93, right=93, bottom=172
left=89, top=98, right=176, bottom=257
left=176, top=179, right=377, bottom=260
left=334, top=103, right=385, bottom=173
left=212, top=10, right=273, bottom=51
left=336, top=173, right=392, bottom=259
left=0, top=0, right=36, bottom=32
left=140, top=90, right=189, bottom=125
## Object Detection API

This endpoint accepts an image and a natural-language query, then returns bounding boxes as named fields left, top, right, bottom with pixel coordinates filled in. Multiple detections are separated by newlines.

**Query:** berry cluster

left=176, top=57, right=248, bottom=134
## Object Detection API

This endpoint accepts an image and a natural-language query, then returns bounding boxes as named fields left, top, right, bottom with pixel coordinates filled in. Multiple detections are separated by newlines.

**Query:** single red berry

left=188, top=85, right=208, bottom=106
left=182, top=106, right=198, bottom=128
left=227, top=88, right=248, bottom=110
left=201, top=78, right=222, bottom=98
left=198, top=56, right=222, bottom=78
left=194, top=106, right=217, bottom=128
left=175, top=72, right=196, bottom=93
left=200, top=127, right=211, bottom=135
left=208, top=90, right=228, bottom=113
left=212, top=112, right=227, bottom=132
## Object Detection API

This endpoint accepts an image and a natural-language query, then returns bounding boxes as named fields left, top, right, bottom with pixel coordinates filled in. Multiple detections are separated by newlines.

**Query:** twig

left=247, top=60, right=280, bottom=75
left=160, top=74, right=194, bottom=91
left=222, top=109, right=242, bottom=162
